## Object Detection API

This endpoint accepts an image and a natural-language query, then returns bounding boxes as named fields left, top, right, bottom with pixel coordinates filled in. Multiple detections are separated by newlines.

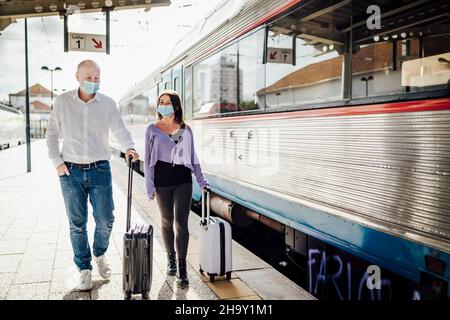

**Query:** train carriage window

left=263, top=1, right=351, bottom=109
left=238, top=29, right=265, bottom=111
left=147, top=85, right=158, bottom=122
left=184, top=66, right=193, bottom=121
left=122, top=91, right=150, bottom=126
left=174, top=76, right=180, bottom=93
left=163, top=71, right=171, bottom=90
left=193, top=44, right=238, bottom=117
left=351, top=1, right=450, bottom=98
left=194, top=52, right=219, bottom=117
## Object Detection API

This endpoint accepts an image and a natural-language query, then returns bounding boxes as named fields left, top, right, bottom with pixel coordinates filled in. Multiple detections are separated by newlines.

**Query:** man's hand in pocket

left=57, top=164, right=70, bottom=176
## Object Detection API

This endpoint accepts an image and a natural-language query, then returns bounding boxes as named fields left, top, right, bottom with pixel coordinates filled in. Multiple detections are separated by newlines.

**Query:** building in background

left=8, top=83, right=54, bottom=138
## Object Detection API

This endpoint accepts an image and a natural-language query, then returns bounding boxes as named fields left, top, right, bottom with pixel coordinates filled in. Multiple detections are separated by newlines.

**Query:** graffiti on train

left=307, top=248, right=421, bottom=300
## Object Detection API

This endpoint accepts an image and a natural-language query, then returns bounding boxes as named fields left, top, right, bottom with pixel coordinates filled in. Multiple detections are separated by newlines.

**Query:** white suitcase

left=198, top=189, right=232, bottom=282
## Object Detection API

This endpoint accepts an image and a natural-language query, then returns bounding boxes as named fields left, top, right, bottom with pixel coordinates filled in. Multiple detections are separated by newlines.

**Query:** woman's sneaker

left=95, top=255, right=112, bottom=279
left=77, top=269, right=93, bottom=291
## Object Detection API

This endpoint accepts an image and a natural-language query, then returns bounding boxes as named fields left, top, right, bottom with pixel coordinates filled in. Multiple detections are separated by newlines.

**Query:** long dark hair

left=156, top=90, right=185, bottom=126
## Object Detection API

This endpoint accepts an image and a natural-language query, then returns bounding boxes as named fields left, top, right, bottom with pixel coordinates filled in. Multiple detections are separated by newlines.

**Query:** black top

left=154, top=124, right=192, bottom=187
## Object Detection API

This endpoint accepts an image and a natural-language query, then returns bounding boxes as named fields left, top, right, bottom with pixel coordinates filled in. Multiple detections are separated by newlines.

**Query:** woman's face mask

left=157, top=104, right=175, bottom=117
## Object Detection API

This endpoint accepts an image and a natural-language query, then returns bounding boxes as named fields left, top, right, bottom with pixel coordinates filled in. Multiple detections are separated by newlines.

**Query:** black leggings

left=155, top=183, right=192, bottom=261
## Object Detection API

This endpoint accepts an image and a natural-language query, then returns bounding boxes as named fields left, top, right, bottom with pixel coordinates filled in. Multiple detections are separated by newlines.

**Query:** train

left=0, top=102, right=25, bottom=150
left=113, top=0, right=450, bottom=300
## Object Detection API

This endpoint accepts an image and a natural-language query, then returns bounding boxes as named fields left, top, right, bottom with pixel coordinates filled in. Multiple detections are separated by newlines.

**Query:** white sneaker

left=77, top=269, right=93, bottom=291
left=95, top=255, right=112, bottom=279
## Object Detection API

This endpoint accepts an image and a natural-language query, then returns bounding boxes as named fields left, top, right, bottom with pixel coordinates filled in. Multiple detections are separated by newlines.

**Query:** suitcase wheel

left=226, top=272, right=231, bottom=280
left=124, top=292, right=132, bottom=300
left=142, top=292, right=149, bottom=300
left=209, top=275, right=215, bottom=282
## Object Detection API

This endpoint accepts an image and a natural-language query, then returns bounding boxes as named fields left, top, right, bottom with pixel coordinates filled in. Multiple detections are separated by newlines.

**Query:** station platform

left=0, top=140, right=315, bottom=300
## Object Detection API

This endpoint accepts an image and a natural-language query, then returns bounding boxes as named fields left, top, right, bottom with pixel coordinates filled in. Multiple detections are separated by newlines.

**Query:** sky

left=0, top=0, right=223, bottom=102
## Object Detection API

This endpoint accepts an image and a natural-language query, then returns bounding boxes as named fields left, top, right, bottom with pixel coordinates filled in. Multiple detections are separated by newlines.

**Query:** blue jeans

left=59, top=161, right=115, bottom=271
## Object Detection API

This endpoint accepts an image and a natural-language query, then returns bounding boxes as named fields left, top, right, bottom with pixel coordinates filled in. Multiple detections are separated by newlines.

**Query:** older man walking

left=46, top=60, right=139, bottom=291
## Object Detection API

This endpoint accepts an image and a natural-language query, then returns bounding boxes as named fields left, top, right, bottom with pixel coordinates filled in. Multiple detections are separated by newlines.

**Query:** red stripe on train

left=246, top=0, right=304, bottom=31
left=188, top=0, right=303, bottom=66
left=194, top=98, right=450, bottom=123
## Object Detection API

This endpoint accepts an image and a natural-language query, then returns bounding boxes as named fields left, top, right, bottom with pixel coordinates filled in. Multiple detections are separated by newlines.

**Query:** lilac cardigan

left=144, top=123, right=209, bottom=199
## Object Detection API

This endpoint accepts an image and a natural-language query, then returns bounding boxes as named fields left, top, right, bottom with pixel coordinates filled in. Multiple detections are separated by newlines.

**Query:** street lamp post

left=360, top=75, right=374, bottom=97
left=41, top=66, right=62, bottom=110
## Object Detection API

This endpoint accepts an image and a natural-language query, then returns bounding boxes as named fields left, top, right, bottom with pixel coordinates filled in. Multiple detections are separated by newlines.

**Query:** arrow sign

left=267, top=47, right=293, bottom=64
left=92, top=38, right=103, bottom=49
left=69, top=32, right=106, bottom=53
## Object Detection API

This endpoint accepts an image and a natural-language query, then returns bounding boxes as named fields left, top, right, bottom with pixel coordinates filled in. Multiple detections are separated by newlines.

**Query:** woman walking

left=144, top=90, right=209, bottom=286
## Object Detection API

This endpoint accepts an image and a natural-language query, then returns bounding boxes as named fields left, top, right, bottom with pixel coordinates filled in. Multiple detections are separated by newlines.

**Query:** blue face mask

left=81, top=80, right=100, bottom=95
left=157, top=104, right=175, bottom=117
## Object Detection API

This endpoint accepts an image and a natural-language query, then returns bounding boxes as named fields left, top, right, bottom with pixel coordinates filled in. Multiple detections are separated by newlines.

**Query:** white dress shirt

left=46, top=89, right=134, bottom=168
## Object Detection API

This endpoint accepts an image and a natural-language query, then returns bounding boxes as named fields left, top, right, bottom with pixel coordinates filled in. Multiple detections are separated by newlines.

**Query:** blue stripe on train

left=192, top=173, right=450, bottom=297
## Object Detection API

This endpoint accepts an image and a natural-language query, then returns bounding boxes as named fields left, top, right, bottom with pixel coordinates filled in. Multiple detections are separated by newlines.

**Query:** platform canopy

left=0, top=0, right=171, bottom=30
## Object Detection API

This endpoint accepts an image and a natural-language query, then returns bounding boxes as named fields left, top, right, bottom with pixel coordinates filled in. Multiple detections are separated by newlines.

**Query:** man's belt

left=65, top=160, right=108, bottom=170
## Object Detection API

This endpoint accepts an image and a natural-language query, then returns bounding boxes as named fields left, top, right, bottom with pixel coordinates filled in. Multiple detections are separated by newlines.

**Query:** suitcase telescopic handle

left=126, top=155, right=133, bottom=232
left=201, top=188, right=210, bottom=227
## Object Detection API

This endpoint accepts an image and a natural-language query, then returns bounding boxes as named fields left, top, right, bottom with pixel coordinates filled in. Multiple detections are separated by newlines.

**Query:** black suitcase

left=123, top=157, right=153, bottom=300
